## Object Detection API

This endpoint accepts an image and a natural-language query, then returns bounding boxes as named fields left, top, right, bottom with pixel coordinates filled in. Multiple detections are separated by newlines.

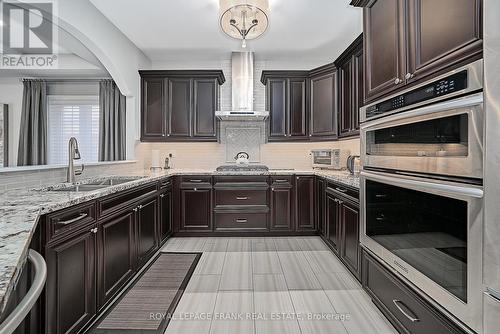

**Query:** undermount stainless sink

left=46, top=176, right=145, bottom=192
left=216, top=164, right=269, bottom=172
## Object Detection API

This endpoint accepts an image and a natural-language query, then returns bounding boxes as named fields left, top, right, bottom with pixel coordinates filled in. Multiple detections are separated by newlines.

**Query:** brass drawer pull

left=392, top=300, right=420, bottom=323
left=335, top=187, right=348, bottom=193
left=236, top=197, right=248, bottom=200
left=189, top=179, right=203, bottom=183
left=56, top=213, right=88, bottom=226
left=275, top=179, right=288, bottom=183
left=236, top=218, right=248, bottom=223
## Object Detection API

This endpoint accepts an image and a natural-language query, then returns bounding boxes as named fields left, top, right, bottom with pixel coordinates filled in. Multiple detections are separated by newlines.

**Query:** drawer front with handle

left=363, top=252, right=465, bottom=334
left=271, top=176, right=293, bottom=187
left=214, top=213, right=268, bottom=231
left=46, top=202, right=96, bottom=242
left=215, top=189, right=268, bottom=206
left=159, top=178, right=173, bottom=189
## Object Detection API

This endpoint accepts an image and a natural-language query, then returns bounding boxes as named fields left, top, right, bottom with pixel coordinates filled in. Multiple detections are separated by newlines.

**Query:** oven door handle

left=361, top=170, right=484, bottom=199
left=360, top=92, right=483, bottom=130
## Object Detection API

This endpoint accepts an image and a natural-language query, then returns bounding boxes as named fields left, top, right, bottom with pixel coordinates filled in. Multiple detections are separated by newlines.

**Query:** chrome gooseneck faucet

left=67, top=137, right=84, bottom=183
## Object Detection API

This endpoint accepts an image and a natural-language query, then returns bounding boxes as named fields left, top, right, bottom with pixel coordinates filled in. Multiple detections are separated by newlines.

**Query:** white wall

left=0, top=78, right=24, bottom=166
left=31, top=0, right=153, bottom=159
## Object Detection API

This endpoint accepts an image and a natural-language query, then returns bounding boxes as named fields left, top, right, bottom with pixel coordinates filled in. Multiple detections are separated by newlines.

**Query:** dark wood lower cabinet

left=270, top=184, right=293, bottom=231
left=363, top=251, right=467, bottom=334
left=295, top=176, right=316, bottom=231
left=180, top=188, right=212, bottom=231
left=159, top=187, right=173, bottom=243
left=326, top=191, right=342, bottom=253
left=316, top=177, right=326, bottom=237
left=324, top=181, right=361, bottom=279
left=45, top=228, right=96, bottom=334
left=136, top=196, right=159, bottom=266
left=97, top=211, right=135, bottom=308
left=340, top=199, right=361, bottom=279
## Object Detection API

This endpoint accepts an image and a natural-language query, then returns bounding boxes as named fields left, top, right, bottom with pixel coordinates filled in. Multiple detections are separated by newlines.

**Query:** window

left=48, top=95, right=100, bottom=165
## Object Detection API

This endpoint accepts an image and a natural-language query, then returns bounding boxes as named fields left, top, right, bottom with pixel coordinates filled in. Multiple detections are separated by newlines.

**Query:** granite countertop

left=0, top=168, right=358, bottom=315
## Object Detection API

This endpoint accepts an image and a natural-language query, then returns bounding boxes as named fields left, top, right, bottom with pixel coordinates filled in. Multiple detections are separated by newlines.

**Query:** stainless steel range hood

left=216, top=52, right=269, bottom=121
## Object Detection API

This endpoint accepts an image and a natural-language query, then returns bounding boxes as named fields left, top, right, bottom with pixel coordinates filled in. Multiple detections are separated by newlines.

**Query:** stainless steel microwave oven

left=311, top=149, right=350, bottom=170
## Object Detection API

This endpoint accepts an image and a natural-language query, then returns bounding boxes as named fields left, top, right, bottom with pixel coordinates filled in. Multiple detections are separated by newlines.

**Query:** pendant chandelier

left=219, top=0, right=269, bottom=48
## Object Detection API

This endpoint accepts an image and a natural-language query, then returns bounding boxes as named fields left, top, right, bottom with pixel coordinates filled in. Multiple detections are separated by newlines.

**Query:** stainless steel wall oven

left=360, top=60, right=484, bottom=333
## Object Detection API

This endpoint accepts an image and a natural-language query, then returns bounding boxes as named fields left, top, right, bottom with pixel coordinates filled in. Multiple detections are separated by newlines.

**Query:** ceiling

left=89, top=0, right=362, bottom=65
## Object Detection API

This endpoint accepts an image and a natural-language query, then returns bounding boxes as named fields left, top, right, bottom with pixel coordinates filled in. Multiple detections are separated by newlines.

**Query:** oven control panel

left=366, top=70, right=468, bottom=120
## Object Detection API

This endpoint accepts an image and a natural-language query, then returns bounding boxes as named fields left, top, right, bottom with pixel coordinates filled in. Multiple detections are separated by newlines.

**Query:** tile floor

left=161, top=237, right=397, bottom=334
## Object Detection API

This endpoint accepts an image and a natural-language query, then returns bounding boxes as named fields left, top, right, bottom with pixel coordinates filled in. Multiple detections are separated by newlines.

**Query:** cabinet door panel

left=341, top=200, right=361, bottom=278
left=353, top=47, right=364, bottom=131
left=316, top=178, right=326, bottom=237
left=268, top=78, right=287, bottom=138
left=137, top=197, right=158, bottom=265
left=310, top=72, right=337, bottom=137
left=364, top=0, right=406, bottom=102
left=193, top=79, right=217, bottom=138
left=289, top=78, right=307, bottom=137
left=46, top=230, right=96, bottom=334
left=159, top=189, right=173, bottom=243
left=181, top=189, right=212, bottom=231
left=295, top=176, right=315, bottom=231
left=326, top=193, right=341, bottom=253
left=168, top=78, right=191, bottom=137
left=271, top=187, right=293, bottom=231
left=141, top=77, right=166, bottom=140
left=339, top=60, right=353, bottom=136
left=407, top=0, right=482, bottom=82
left=97, top=211, right=135, bottom=308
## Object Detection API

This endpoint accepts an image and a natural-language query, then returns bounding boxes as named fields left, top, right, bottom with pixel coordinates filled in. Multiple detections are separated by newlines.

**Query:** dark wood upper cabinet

left=267, top=78, right=287, bottom=138
left=261, top=72, right=309, bottom=141
left=140, top=70, right=225, bottom=142
left=364, top=0, right=406, bottom=102
left=289, top=78, right=308, bottom=137
left=335, top=34, right=363, bottom=138
left=364, top=0, right=482, bottom=103
left=46, top=228, right=96, bottom=334
left=295, top=176, right=315, bottom=231
left=167, top=78, right=192, bottom=138
left=406, top=0, right=482, bottom=83
left=309, top=64, right=338, bottom=139
left=141, top=77, right=166, bottom=140
left=97, top=210, right=135, bottom=309
left=193, top=78, right=218, bottom=138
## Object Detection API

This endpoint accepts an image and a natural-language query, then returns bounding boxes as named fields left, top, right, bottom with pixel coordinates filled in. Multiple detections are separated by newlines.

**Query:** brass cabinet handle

left=236, top=219, right=248, bottom=223
left=405, top=73, right=414, bottom=80
left=91, top=228, right=98, bottom=234
left=189, top=179, right=203, bottom=183
left=394, top=78, right=402, bottom=85
left=56, top=213, right=88, bottom=226
left=236, top=197, right=248, bottom=200
left=392, top=300, right=420, bottom=323
left=335, top=187, right=348, bottom=193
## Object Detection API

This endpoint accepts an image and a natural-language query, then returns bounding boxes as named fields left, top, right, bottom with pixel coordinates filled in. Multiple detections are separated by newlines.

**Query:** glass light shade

left=219, top=0, right=269, bottom=41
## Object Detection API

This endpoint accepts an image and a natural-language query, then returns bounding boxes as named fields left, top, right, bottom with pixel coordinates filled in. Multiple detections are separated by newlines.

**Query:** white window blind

left=48, top=95, right=100, bottom=165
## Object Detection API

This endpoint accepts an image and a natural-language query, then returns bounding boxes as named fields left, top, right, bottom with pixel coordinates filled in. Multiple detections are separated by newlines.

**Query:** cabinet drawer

left=46, top=202, right=96, bottom=242
left=326, top=182, right=359, bottom=203
left=363, top=252, right=464, bottom=334
left=159, top=178, right=173, bottom=189
left=180, top=176, right=212, bottom=189
left=271, top=176, right=293, bottom=187
left=214, top=176, right=269, bottom=189
left=215, top=189, right=267, bottom=206
left=215, top=213, right=268, bottom=231
left=98, top=183, right=158, bottom=218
